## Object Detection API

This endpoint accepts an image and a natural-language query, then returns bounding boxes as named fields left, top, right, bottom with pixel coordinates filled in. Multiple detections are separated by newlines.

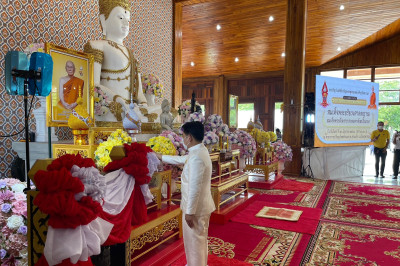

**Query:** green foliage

left=378, top=80, right=400, bottom=102
left=378, top=80, right=400, bottom=129
left=238, top=103, right=254, bottom=111
left=379, top=105, right=400, bottom=130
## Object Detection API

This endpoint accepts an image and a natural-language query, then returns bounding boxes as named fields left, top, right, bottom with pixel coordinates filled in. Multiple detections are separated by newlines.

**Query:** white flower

left=7, top=215, right=24, bottom=229
left=11, top=183, right=26, bottom=193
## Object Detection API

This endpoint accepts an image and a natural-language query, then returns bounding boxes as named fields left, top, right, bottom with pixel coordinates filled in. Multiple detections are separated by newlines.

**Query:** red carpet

left=207, top=221, right=311, bottom=265
left=305, top=221, right=400, bottom=265
left=255, top=191, right=305, bottom=203
left=331, top=181, right=400, bottom=202
left=170, top=253, right=252, bottom=266
left=231, top=201, right=322, bottom=235
left=272, top=178, right=314, bottom=192
left=322, top=196, right=400, bottom=230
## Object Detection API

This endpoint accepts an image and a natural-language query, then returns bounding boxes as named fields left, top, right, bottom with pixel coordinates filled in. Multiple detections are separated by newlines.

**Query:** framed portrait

left=45, top=43, right=94, bottom=127
left=229, top=94, right=238, bottom=128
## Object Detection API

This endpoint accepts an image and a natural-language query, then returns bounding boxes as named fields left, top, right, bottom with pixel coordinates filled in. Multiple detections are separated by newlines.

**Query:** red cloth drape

left=33, top=168, right=102, bottom=229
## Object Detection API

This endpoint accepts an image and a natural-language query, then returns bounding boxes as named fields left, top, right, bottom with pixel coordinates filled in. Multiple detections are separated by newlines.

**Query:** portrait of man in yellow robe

left=58, top=60, right=84, bottom=110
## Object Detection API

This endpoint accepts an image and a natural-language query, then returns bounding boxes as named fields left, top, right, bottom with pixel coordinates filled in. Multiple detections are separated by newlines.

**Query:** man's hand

left=185, top=214, right=195, bottom=228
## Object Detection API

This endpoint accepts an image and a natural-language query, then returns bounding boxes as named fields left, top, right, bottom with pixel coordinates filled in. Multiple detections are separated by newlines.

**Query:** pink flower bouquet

left=178, top=100, right=202, bottom=121
left=187, top=112, right=205, bottom=124
left=160, top=130, right=188, bottom=156
left=203, top=131, right=219, bottom=146
left=232, top=129, right=257, bottom=159
left=0, top=178, right=28, bottom=264
left=271, top=140, right=293, bottom=162
left=204, top=114, right=223, bottom=132
left=141, top=73, right=164, bottom=98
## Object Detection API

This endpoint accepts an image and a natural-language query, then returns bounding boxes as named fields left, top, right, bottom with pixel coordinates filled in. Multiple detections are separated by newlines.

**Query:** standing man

left=371, top=121, right=390, bottom=178
left=157, top=121, right=215, bottom=266
left=392, top=130, right=400, bottom=179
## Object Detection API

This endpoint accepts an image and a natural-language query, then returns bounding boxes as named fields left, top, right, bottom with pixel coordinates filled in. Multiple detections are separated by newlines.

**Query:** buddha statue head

left=99, top=0, right=131, bottom=43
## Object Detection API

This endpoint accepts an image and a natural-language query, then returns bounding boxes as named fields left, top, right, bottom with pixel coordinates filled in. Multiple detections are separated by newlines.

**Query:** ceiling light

left=235, top=57, right=239, bottom=62
left=339, top=5, right=345, bottom=10
left=269, top=16, right=274, bottom=22
left=281, top=52, right=285, bottom=57
left=216, top=24, right=221, bottom=30
left=190, top=62, right=195, bottom=67
left=337, top=47, right=342, bottom=52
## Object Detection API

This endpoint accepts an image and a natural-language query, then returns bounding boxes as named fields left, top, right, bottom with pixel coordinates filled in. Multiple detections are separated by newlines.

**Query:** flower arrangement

left=160, top=131, right=187, bottom=156
left=94, top=129, right=132, bottom=168
left=203, top=131, right=219, bottom=147
left=0, top=178, right=28, bottom=264
left=186, top=112, right=205, bottom=124
left=146, top=136, right=177, bottom=155
left=94, top=86, right=109, bottom=116
left=217, top=123, right=230, bottom=137
left=204, top=114, right=223, bottom=133
left=227, top=131, right=239, bottom=145
left=271, top=140, right=293, bottom=162
left=232, top=129, right=257, bottom=159
left=178, top=100, right=201, bottom=120
left=141, top=73, right=164, bottom=98
left=24, top=42, right=44, bottom=57
left=268, top=131, right=277, bottom=142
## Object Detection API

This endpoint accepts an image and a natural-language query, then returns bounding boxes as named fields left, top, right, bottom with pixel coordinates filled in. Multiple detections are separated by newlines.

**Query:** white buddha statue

left=84, top=0, right=161, bottom=126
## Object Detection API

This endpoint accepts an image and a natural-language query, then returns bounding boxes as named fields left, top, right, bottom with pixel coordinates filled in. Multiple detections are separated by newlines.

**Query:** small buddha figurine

left=254, top=116, right=263, bottom=130
left=247, top=118, right=254, bottom=130
left=84, top=0, right=161, bottom=125
left=160, top=99, right=175, bottom=132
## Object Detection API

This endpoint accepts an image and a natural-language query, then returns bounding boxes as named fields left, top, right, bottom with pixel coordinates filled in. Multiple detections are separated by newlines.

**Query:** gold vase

left=72, top=129, right=89, bottom=145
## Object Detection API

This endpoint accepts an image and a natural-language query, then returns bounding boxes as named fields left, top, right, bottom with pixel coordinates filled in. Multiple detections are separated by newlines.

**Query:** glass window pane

left=320, top=70, right=344, bottom=78
left=347, top=68, right=372, bottom=81
left=238, top=103, right=254, bottom=128
left=200, top=104, right=205, bottom=116
left=379, top=90, right=399, bottom=103
left=274, top=102, right=283, bottom=133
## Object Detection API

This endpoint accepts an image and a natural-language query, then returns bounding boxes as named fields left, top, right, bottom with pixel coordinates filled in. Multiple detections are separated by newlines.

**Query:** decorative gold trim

left=83, top=42, right=104, bottom=64
left=99, top=0, right=130, bottom=19
left=45, top=42, right=95, bottom=128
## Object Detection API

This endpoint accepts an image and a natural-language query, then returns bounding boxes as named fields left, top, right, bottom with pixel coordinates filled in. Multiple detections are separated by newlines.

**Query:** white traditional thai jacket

left=162, top=143, right=216, bottom=216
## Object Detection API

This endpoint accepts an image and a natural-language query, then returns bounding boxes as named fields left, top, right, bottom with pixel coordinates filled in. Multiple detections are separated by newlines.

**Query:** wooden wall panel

left=321, top=33, right=400, bottom=70
left=228, top=77, right=284, bottom=131
left=182, top=81, right=214, bottom=117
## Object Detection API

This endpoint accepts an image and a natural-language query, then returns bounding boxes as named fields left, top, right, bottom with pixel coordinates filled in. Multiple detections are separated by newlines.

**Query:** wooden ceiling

left=180, top=0, right=400, bottom=78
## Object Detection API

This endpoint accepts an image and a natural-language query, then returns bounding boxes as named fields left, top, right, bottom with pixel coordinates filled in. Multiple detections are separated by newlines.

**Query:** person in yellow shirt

left=371, top=121, right=390, bottom=178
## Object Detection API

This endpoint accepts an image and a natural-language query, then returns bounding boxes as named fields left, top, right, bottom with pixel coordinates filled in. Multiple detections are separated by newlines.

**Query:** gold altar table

left=244, top=147, right=278, bottom=181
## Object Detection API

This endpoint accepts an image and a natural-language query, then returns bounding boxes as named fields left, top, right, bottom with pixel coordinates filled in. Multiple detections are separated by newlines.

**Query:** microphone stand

left=11, top=69, right=41, bottom=190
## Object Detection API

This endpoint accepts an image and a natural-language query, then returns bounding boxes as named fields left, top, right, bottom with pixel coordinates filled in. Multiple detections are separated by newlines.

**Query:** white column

left=32, top=96, right=58, bottom=142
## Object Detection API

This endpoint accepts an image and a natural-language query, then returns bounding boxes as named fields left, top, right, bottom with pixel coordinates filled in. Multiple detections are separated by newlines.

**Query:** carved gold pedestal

left=126, top=206, right=182, bottom=264
left=72, top=129, right=89, bottom=145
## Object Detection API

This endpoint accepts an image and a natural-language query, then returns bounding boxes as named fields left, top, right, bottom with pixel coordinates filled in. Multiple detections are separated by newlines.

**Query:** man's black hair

left=182, top=121, right=204, bottom=142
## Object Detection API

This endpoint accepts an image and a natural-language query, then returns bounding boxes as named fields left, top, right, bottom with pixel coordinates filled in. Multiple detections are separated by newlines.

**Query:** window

left=238, top=103, right=254, bottom=128
left=200, top=104, right=206, bottom=116
left=347, top=68, right=372, bottom=81
left=375, top=66, right=400, bottom=104
left=320, top=70, right=344, bottom=78
left=274, top=102, right=283, bottom=133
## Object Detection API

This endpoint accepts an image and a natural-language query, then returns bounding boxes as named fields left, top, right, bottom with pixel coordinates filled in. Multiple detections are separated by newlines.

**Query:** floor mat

left=231, top=201, right=322, bottom=235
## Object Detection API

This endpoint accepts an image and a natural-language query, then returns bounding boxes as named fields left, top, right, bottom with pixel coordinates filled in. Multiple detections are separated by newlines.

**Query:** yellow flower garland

left=146, top=136, right=176, bottom=155
left=94, top=129, right=132, bottom=168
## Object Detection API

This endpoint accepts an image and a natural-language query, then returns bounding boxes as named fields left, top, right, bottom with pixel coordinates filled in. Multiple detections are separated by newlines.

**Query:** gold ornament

left=99, top=0, right=130, bottom=19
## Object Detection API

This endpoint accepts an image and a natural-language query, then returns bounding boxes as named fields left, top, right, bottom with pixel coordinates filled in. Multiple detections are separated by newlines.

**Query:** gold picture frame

left=229, top=94, right=238, bottom=128
left=45, top=43, right=94, bottom=127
